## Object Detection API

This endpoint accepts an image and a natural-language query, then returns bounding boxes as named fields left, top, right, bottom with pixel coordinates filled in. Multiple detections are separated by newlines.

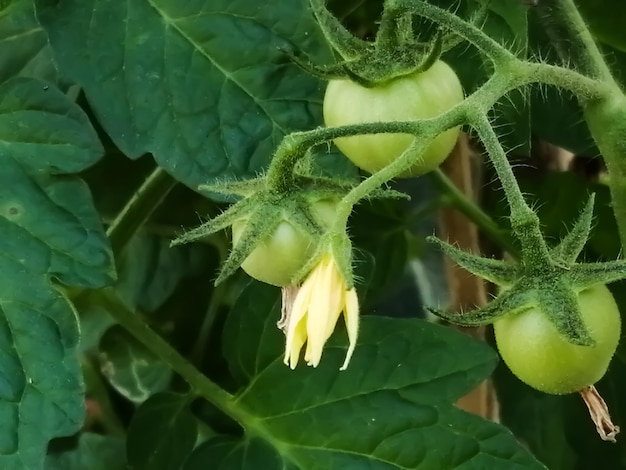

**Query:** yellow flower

left=282, top=254, right=359, bottom=370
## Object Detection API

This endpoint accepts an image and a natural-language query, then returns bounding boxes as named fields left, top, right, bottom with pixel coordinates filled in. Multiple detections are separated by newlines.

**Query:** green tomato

left=323, top=60, right=464, bottom=177
left=231, top=199, right=337, bottom=286
left=494, top=284, right=621, bottom=395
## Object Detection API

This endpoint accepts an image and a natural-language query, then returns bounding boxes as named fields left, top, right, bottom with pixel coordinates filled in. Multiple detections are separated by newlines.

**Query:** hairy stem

left=471, top=115, right=550, bottom=263
left=266, top=121, right=422, bottom=194
left=543, top=0, right=626, bottom=250
left=106, top=166, right=177, bottom=255
left=584, top=93, right=626, bottom=250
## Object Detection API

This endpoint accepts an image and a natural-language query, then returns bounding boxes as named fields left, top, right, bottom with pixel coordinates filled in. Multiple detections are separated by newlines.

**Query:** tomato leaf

left=99, top=326, right=172, bottom=404
left=574, top=0, right=626, bottom=53
left=0, top=78, right=111, bottom=467
left=126, top=392, right=198, bottom=470
left=45, top=433, right=127, bottom=470
left=0, top=0, right=57, bottom=83
left=211, top=281, right=546, bottom=469
left=35, top=0, right=335, bottom=190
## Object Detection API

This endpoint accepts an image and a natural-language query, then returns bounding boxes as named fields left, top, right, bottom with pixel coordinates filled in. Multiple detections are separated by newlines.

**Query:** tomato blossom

left=280, top=253, right=359, bottom=370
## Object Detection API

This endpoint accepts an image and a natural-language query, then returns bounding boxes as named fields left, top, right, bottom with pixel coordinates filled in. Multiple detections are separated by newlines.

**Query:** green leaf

left=492, top=362, right=579, bottom=470
left=0, top=78, right=111, bottom=468
left=45, top=433, right=127, bottom=470
left=35, top=0, right=334, bottom=190
left=99, top=325, right=172, bottom=404
left=575, top=0, right=626, bottom=53
left=183, top=436, right=292, bottom=470
left=221, top=281, right=284, bottom=387
left=127, top=392, right=198, bottom=470
left=116, top=232, right=210, bottom=312
left=214, top=282, right=545, bottom=469
left=0, top=0, right=57, bottom=83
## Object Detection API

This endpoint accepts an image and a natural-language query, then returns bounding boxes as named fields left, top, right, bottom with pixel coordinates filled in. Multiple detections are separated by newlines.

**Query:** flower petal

left=304, top=257, right=343, bottom=367
left=340, top=288, right=360, bottom=371
left=283, top=280, right=314, bottom=369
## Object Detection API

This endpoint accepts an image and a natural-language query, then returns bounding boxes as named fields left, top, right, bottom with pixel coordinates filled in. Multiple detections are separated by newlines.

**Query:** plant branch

left=520, top=61, right=606, bottom=103
left=106, top=166, right=177, bottom=256
left=94, top=287, right=250, bottom=426
left=470, top=114, right=550, bottom=263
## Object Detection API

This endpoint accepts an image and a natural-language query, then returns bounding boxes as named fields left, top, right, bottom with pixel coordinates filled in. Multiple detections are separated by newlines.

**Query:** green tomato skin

left=231, top=200, right=337, bottom=286
left=494, top=284, right=621, bottom=395
left=323, top=60, right=464, bottom=177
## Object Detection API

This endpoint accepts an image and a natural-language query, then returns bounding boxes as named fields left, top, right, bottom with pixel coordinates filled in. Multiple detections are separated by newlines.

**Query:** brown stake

left=439, top=134, right=497, bottom=421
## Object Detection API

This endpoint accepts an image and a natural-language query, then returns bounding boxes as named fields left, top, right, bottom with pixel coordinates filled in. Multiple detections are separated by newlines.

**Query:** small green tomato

left=231, top=199, right=337, bottom=286
left=494, top=284, right=621, bottom=395
left=323, top=60, right=464, bottom=177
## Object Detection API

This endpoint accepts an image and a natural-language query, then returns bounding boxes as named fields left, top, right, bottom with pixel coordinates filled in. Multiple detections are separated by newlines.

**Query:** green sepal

left=300, top=0, right=448, bottom=86
left=170, top=197, right=254, bottom=247
left=366, top=188, right=411, bottom=201
left=537, top=281, right=594, bottom=346
left=568, top=260, right=626, bottom=291
left=297, top=175, right=410, bottom=203
left=428, top=287, right=535, bottom=326
left=427, top=236, right=518, bottom=286
left=215, top=206, right=282, bottom=285
left=288, top=198, right=327, bottom=237
left=281, top=48, right=352, bottom=82
left=198, top=177, right=265, bottom=198
left=550, top=194, right=595, bottom=264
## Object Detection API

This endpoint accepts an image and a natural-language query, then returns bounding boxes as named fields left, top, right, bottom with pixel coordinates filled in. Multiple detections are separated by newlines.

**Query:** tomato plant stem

left=471, top=115, right=550, bottom=263
left=584, top=93, right=626, bottom=250
left=95, top=288, right=252, bottom=426
left=106, top=166, right=177, bottom=256
left=542, top=0, right=626, bottom=251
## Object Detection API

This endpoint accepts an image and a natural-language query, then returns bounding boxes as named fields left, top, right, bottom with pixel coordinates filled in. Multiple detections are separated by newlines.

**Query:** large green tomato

left=494, top=284, right=621, bottom=395
left=231, top=199, right=337, bottom=286
left=323, top=60, right=464, bottom=177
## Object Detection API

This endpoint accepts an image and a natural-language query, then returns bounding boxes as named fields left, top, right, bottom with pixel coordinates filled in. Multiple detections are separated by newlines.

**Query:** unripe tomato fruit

left=494, top=284, right=621, bottom=394
left=323, top=60, right=464, bottom=177
left=231, top=199, right=337, bottom=286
